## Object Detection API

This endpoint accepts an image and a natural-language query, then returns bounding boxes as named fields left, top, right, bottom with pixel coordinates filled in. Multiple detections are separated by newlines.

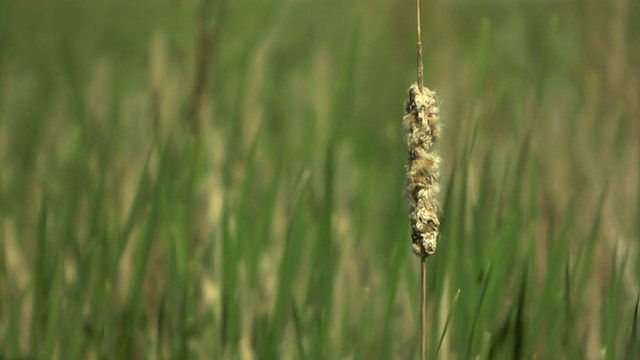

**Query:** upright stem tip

left=416, top=0, right=424, bottom=89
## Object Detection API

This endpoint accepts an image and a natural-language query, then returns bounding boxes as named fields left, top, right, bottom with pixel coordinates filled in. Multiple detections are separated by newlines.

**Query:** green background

left=1, top=0, right=638, bottom=358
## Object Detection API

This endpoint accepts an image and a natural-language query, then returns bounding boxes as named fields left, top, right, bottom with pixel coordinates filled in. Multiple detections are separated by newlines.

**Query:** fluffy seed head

left=404, top=84, right=441, bottom=257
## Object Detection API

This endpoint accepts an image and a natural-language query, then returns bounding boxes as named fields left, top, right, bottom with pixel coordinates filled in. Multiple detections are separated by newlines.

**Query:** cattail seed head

left=404, top=84, right=441, bottom=257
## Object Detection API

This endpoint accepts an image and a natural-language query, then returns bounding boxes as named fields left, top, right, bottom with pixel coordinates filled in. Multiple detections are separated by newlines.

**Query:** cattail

left=404, top=84, right=441, bottom=257
left=409, top=1, right=440, bottom=358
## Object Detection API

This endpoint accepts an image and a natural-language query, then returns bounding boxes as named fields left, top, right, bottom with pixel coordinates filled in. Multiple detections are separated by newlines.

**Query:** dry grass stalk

left=405, top=1, right=442, bottom=359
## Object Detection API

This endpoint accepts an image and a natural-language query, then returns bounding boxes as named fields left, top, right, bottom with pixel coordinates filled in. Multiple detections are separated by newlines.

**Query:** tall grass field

left=1, top=0, right=638, bottom=358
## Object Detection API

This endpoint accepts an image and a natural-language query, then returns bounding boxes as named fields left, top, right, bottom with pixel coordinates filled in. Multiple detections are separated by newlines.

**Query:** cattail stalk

left=405, top=0, right=441, bottom=359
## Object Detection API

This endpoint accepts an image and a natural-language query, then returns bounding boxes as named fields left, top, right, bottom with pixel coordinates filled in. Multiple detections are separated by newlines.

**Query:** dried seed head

left=404, top=84, right=441, bottom=257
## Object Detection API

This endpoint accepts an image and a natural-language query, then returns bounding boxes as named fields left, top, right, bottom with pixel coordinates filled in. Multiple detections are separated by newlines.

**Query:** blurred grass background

left=1, top=0, right=638, bottom=358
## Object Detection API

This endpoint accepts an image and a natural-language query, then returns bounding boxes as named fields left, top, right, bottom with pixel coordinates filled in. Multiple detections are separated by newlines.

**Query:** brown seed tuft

left=404, top=84, right=441, bottom=257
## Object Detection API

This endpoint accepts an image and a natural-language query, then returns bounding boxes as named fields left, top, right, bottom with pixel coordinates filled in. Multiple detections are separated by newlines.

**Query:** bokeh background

left=1, top=0, right=638, bottom=358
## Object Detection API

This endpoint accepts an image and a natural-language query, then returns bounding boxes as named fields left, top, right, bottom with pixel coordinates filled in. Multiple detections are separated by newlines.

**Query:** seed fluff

left=404, top=84, right=441, bottom=257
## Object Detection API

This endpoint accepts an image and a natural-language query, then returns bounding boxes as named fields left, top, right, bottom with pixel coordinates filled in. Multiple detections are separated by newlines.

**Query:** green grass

left=1, top=0, right=639, bottom=358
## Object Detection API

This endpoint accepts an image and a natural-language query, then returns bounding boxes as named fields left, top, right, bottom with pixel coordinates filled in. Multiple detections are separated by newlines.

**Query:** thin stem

left=416, top=0, right=424, bottom=89
left=421, top=256, right=427, bottom=360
